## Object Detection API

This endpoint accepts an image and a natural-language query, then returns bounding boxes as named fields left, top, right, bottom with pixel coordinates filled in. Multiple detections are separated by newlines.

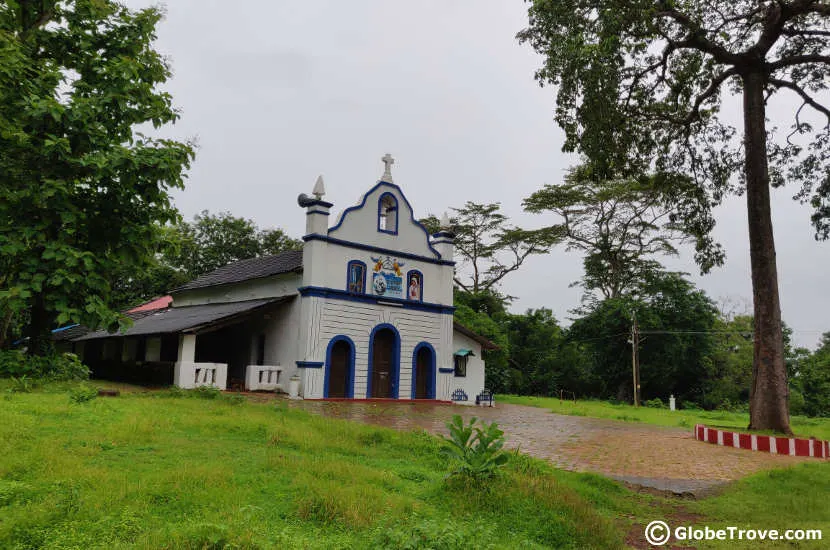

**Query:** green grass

left=690, top=462, right=830, bottom=549
left=0, top=381, right=656, bottom=549
left=499, top=395, right=830, bottom=440
left=3, top=383, right=829, bottom=549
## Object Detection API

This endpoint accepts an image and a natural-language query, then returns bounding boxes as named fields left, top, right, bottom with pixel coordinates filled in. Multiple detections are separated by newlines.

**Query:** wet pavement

left=291, top=399, right=809, bottom=496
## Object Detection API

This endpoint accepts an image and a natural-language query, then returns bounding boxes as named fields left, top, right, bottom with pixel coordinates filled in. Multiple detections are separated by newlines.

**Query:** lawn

left=2, top=383, right=828, bottom=549
left=499, top=395, right=830, bottom=441
left=0, top=382, right=654, bottom=549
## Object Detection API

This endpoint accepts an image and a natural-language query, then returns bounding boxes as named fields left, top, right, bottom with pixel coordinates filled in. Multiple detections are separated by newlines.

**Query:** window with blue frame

left=347, top=261, right=366, bottom=294
left=407, top=270, right=423, bottom=302
left=377, top=193, right=398, bottom=234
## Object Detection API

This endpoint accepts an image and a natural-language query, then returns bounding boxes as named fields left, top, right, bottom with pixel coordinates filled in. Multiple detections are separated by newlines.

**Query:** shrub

left=69, top=387, right=98, bottom=404
left=440, top=415, right=508, bottom=482
left=643, top=398, right=665, bottom=409
left=0, top=350, right=89, bottom=381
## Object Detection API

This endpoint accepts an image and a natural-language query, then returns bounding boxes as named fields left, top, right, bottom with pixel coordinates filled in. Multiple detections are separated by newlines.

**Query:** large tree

left=0, top=1, right=194, bottom=354
left=524, top=166, right=722, bottom=301
left=518, top=0, right=830, bottom=433
left=421, top=202, right=557, bottom=295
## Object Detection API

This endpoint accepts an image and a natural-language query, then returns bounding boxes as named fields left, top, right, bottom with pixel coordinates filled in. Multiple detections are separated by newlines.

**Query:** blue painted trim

left=406, top=269, right=424, bottom=302
left=367, top=323, right=401, bottom=399
left=296, top=361, right=324, bottom=369
left=302, top=234, right=454, bottom=267
left=438, top=367, right=455, bottom=373
left=306, top=210, right=330, bottom=216
left=324, top=335, right=355, bottom=398
left=299, top=286, right=454, bottom=314
left=377, top=192, right=399, bottom=235
left=411, top=342, right=437, bottom=400
left=346, top=260, right=367, bottom=294
left=432, top=231, right=455, bottom=239
left=327, top=181, right=441, bottom=258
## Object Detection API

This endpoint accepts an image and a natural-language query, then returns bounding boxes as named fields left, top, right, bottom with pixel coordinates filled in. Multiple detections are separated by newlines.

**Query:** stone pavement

left=292, top=400, right=808, bottom=496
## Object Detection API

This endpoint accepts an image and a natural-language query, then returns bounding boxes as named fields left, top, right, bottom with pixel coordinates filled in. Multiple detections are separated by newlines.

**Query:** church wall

left=448, top=331, right=486, bottom=406
left=300, top=298, right=453, bottom=400
left=171, top=273, right=301, bottom=308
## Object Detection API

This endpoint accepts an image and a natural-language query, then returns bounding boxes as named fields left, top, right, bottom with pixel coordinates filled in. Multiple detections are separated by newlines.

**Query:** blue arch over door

left=411, top=342, right=436, bottom=400
left=324, top=335, right=355, bottom=398
left=366, top=323, right=401, bottom=398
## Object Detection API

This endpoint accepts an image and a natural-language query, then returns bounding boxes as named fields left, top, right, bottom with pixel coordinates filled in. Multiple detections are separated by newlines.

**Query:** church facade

left=65, top=156, right=494, bottom=404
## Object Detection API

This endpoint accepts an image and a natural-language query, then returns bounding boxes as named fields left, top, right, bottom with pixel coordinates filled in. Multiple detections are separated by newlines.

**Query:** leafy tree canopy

left=0, top=1, right=194, bottom=354
left=524, top=166, right=723, bottom=301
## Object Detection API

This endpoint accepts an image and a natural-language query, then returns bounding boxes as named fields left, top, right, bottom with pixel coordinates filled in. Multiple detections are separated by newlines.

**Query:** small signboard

left=370, top=255, right=405, bottom=298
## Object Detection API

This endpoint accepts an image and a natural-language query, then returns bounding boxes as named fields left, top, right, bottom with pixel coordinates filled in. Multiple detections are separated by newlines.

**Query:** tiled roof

left=172, top=250, right=303, bottom=292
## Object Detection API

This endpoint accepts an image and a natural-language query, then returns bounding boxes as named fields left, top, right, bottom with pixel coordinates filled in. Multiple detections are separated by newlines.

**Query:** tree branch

left=769, top=77, right=830, bottom=122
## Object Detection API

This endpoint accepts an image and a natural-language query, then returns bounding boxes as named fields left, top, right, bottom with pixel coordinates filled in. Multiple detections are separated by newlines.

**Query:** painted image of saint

left=408, top=274, right=421, bottom=301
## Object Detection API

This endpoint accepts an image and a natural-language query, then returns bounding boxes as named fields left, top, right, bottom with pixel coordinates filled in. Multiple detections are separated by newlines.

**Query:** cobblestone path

left=293, top=400, right=808, bottom=495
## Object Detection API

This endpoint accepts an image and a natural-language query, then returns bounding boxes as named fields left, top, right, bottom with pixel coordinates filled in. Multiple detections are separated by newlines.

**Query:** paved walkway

left=292, top=400, right=808, bottom=496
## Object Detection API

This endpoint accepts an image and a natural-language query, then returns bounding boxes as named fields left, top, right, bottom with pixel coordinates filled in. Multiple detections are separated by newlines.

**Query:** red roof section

left=127, top=295, right=172, bottom=313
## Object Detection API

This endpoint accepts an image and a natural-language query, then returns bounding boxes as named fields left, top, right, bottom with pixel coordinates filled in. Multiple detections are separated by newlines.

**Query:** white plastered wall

left=446, top=331, right=485, bottom=405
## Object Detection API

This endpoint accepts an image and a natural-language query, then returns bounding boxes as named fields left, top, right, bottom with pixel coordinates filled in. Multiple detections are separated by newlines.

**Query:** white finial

left=381, top=153, right=395, bottom=182
left=312, top=175, right=325, bottom=199
left=440, top=212, right=450, bottom=229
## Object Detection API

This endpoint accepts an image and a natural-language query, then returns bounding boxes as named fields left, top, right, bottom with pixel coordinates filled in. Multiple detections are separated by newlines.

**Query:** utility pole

left=631, top=310, right=640, bottom=407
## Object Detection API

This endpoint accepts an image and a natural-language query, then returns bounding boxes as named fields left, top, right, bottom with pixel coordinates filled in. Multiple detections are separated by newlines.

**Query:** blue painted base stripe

left=299, top=286, right=454, bottom=314
left=296, top=361, right=324, bottom=368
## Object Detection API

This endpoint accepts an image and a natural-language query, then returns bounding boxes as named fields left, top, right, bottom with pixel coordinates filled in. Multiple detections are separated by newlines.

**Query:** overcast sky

left=128, top=1, right=828, bottom=349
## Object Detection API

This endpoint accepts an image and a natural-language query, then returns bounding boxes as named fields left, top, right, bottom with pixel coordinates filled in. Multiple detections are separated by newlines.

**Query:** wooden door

left=328, top=340, right=350, bottom=398
left=414, top=347, right=431, bottom=399
left=371, top=329, right=395, bottom=398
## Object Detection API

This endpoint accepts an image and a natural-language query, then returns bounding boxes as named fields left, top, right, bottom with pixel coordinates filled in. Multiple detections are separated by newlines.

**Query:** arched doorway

left=368, top=324, right=400, bottom=398
left=412, top=343, right=436, bottom=399
left=325, top=336, right=354, bottom=398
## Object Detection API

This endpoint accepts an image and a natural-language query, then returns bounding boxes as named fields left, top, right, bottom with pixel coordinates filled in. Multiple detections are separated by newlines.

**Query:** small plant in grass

left=440, top=415, right=508, bottom=482
left=69, top=387, right=98, bottom=404
left=643, top=398, right=665, bottom=409
left=9, top=375, right=36, bottom=393
left=191, top=385, right=222, bottom=399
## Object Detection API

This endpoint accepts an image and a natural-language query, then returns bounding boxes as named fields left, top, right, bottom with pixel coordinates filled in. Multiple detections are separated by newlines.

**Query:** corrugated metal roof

left=172, top=250, right=303, bottom=292
left=76, top=297, right=292, bottom=340
left=128, top=295, right=173, bottom=312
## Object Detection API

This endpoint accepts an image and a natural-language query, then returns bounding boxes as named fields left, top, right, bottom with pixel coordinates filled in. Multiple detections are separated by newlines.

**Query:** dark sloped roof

left=453, top=321, right=499, bottom=350
left=52, top=324, right=92, bottom=342
left=173, top=250, right=303, bottom=293
left=76, top=297, right=292, bottom=340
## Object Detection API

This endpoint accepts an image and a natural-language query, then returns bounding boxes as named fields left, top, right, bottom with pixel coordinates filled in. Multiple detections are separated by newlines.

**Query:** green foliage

left=68, top=386, right=98, bottom=404
left=111, top=211, right=302, bottom=309
left=791, top=333, right=830, bottom=417
left=643, top=398, right=664, bottom=409
left=372, top=517, right=493, bottom=550
left=524, top=167, right=722, bottom=299
left=568, top=272, right=718, bottom=404
left=440, top=415, right=508, bottom=482
left=0, top=0, right=194, bottom=352
left=0, top=350, right=89, bottom=381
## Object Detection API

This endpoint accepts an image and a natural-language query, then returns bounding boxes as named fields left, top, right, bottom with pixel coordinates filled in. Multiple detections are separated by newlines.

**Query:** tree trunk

left=742, top=71, right=791, bottom=435
left=26, top=293, right=54, bottom=357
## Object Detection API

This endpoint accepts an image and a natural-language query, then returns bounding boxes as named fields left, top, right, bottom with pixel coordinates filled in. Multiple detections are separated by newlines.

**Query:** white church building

left=64, top=156, right=495, bottom=404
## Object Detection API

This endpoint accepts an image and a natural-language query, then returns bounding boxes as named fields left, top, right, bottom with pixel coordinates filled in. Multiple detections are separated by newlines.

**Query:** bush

left=441, top=415, right=508, bottom=483
left=643, top=398, right=665, bottom=409
left=69, top=387, right=98, bottom=404
left=0, top=350, right=89, bottom=381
